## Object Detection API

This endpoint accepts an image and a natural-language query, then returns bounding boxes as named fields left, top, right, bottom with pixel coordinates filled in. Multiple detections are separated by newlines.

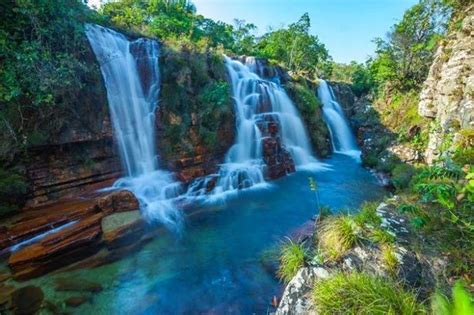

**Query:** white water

left=186, top=57, right=319, bottom=199
left=86, top=24, right=182, bottom=230
left=317, top=80, right=361, bottom=160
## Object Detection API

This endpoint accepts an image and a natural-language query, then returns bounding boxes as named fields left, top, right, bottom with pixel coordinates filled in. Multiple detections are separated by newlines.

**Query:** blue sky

left=192, top=0, right=418, bottom=63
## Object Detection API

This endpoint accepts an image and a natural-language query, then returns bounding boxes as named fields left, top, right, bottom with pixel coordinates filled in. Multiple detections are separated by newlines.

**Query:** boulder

left=11, top=286, right=44, bottom=315
left=276, top=267, right=330, bottom=315
left=97, top=190, right=139, bottom=214
left=101, top=210, right=144, bottom=248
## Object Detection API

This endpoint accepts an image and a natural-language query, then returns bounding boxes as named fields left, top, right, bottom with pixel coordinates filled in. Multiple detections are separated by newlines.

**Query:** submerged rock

left=54, top=277, right=103, bottom=293
left=65, top=295, right=89, bottom=307
left=101, top=210, right=144, bottom=248
left=11, top=286, right=44, bottom=315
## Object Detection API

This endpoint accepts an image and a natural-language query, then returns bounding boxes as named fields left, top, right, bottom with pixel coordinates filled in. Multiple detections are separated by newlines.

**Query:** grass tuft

left=313, top=272, right=425, bottom=314
left=355, top=201, right=382, bottom=227
left=369, top=227, right=396, bottom=245
left=381, top=245, right=399, bottom=274
left=318, top=216, right=361, bottom=260
left=277, top=238, right=308, bottom=283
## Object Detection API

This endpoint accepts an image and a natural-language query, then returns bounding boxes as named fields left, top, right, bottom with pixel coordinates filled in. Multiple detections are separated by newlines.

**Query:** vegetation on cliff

left=0, top=0, right=108, bottom=214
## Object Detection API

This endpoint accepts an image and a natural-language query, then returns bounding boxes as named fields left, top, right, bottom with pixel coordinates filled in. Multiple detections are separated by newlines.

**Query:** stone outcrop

left=418, top=9, right=474, bottom=163
left=0, top=189, right=142, bottom=280
left=276, top=202, right=439, bottom=314
left=258, top=115, right=296, bottom=180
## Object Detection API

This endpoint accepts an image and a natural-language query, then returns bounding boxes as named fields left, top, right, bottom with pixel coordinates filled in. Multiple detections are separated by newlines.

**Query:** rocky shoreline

left=275, top=201, right=446, bottom=314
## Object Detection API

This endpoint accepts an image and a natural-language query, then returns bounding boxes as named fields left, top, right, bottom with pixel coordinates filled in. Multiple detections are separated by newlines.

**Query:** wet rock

left=276, top=267, right=330, bottom=315
left=9, top=213, right=103, bottom=280
left=11, top=286, right=44, bottom=315
left=0, top=284, right=16, bottom=308
left=101, top=210, right=144, bottom=248
left=65, top=296, right=89, bottom=307
left=97, top=190, right=139, bottom=215
left=54, top=277, right=103, bottom=293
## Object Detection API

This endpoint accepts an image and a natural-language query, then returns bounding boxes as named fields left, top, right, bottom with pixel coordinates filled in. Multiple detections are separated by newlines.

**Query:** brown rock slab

left=8, top=213, right=103, bottom=280
left=97, top=190, right=139, bottom=215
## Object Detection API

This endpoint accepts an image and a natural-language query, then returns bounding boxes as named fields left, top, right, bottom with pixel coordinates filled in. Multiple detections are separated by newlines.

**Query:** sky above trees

left=192, top=0, right=418, bottom=63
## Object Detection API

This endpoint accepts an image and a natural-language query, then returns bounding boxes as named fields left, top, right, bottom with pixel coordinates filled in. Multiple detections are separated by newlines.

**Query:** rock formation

left=419, top=10, right=474, bottom=163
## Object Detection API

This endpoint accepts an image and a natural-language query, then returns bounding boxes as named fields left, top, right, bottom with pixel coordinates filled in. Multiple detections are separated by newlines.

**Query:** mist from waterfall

left=186, top=56, right=318, bottom=199
left=86, top=24, right=182, bottom=230
left=317, top=80, right=361, bottom=160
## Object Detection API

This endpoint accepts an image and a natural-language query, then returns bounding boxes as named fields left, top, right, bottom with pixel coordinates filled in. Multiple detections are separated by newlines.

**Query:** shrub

left=313, top=272, right=424, bottom=314
left=318, top=216, right=361, bottom=260
left=431, top=281, right=473, bottom=315
left=391, top=163, right=416, bottom=191
left=277, top=239, right=308, bottom=283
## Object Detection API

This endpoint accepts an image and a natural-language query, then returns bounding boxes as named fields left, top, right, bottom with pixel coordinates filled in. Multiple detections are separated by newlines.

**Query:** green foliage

left=381, top=245, right=399, bottom=274
left=102, top=0, right=257, bottom=55
left=0, top=0, right=105, bottom=161
left=431, top=281, right=474, bottom=315
left=370, top=0, right=448, bottom=91
left=257, top=13, right=332, bottom=79
left=277, top=238, right=308, bottom=283
left=355, top=201, right=381, bottom=227
left=392, top=164, right=417, bottom=191
left=0, top=168, right=28, bottom=216
left=318, top=216, right=361, bottom=260
left=313, top=272, right=424, bottom=314
left=159, top=44, right=231, bottom=155
left=369, top=228, right=396, bottom=245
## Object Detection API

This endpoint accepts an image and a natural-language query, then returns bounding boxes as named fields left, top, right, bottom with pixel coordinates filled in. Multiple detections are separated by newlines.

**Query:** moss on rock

left=285, top=80, right=331, bottom=157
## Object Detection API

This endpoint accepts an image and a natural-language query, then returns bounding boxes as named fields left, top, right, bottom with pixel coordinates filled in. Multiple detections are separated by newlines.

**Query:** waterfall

left=86, top=24, right=182, bottom=230
left=186, top=57, right=317, bottom=198
left=317, top=80, right=361, bottom=160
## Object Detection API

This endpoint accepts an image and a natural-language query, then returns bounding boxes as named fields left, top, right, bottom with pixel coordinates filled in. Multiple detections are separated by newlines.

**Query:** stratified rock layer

left=418, top=11, right=474, bottom=163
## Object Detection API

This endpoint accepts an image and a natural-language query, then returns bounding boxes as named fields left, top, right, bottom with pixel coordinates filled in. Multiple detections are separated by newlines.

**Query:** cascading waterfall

left=186, top=56, right=318, bottom=198
left=317, top=80, right=361, bottom=160
left=86, top=24, right=182, bottom=229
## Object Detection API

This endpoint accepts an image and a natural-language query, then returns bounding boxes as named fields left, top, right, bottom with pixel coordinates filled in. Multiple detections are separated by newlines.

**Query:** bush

left=391, top=163, right=416, bottom=191
left=318, top=216, right=361, bottom=260
left=277, top=238, right=308, bottom=283
left=313, top=272, right=424, bottom=314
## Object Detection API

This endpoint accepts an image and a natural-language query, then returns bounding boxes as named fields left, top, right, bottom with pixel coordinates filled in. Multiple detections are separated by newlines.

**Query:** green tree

left=257, top=13, right=332, bottom=79
left=370, top=0, right=448, bottom=91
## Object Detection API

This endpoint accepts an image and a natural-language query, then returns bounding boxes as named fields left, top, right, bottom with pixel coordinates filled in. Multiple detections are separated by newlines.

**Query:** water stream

left=11, top=154, right=385, bottom=314
left=85, top=24, right=182, bottom=230
left=186, top=57, right=319, bottom=199
left=317, top=80, right=361, bottom=160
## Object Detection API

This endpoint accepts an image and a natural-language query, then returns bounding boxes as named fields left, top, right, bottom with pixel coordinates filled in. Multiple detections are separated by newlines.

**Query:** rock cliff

left=419, top=9, right=474, bottom=164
